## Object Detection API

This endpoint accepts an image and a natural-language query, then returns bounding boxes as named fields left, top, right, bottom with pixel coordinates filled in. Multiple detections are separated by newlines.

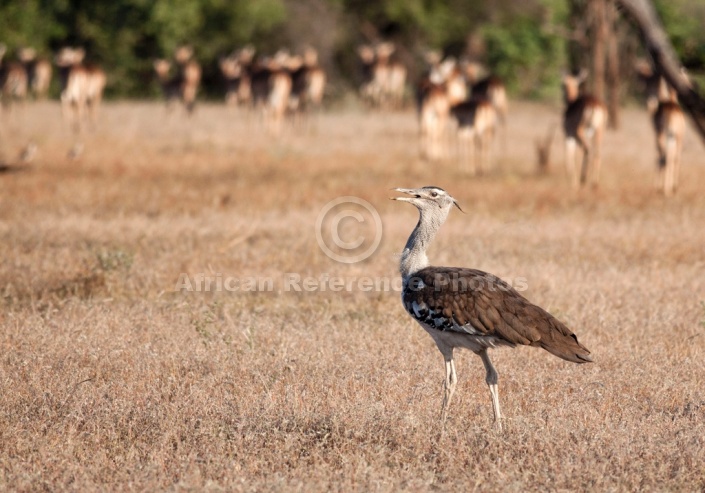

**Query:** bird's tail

left=539, top=318, right=593, bottom=363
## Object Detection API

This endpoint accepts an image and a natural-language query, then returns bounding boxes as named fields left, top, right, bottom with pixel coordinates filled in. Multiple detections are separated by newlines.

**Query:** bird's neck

left=399, top=209, right=446, bottom=280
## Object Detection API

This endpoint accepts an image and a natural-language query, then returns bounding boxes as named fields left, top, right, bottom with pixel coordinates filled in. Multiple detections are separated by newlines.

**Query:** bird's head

left=391, top=186, right=463, bottom=214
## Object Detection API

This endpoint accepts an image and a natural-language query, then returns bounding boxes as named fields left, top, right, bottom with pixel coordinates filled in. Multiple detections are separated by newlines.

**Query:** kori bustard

left=393, top=186, right=592, bottom=429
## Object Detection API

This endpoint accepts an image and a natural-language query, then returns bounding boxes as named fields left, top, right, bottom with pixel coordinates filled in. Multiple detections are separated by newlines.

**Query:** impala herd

left=358, top=42, right=407, bottom=110
left=417, top=53, right=503, bottom=174
left=0, top=41, right=693, bottom=195
left=218, top=45, right=327, bottom=133
left=153, top=45, right=202, bottom=115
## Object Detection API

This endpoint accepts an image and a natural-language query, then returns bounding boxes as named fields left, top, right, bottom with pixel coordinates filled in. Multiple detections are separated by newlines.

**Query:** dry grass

left=1, top=100, right=704, bottom=491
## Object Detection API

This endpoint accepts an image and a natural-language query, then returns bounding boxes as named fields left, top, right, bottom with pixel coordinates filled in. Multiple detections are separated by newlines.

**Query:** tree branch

left=614, top=0, right=705, bottom=142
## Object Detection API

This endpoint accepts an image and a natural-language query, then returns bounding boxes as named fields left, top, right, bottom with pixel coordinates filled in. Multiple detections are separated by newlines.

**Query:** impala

left=653, top=94, right=685, bottom=196
left=55, top=47, right=106, bottom=134
left=651, top=70, right=688, bottom=197
left=266, top=51, right=294, bottom=134
left=153, top=59, right=182, bottom=108
left=418, top=77, right=451, bottom=161
left=0, top=44, right=29, bottom=108
left=357, top=42, right=406, bottom=109
left=244, top=50, right=293, bottom=135
left=561, top=69, right=607, bottom=189
left=634, top=59, right=671, bottom=113
left=450, top=97, right=498, bottom=175
left=437, top=57, right=468, bottom=106
left=219, top=46, right=255, bottom=108
left=464, top=61, right=508, bottom=128
left=31, top=60, right=52, bottom=100
left=174, top=46, right=201, bottom=115
left=301, top=46, right=326, bottom=110
left=357, top=44, right=379, bottom=106
left=219, top=55, right=242, bottom=106
left=417, top=56, right=474, bottom=163
left=154, top=46, right=202, bottom=115
left=17, top=48, right=52, bottom=100
left=378, top=42, right=407, bottom=109
left=285, top=47, right=327, bottom=130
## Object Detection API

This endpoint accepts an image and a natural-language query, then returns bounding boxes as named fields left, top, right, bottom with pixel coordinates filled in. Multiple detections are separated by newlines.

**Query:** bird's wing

left=405, top=267, right=592, bottom=362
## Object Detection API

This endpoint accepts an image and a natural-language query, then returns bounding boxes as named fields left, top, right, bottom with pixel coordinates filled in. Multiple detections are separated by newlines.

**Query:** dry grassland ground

left=1, top=100, right=704, bottom=492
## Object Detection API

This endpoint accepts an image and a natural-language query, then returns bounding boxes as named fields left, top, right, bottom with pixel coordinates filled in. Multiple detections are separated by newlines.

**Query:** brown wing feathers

left=532, top=308, right=593, bottom=363
left=406, top=267, right=592, bottom=363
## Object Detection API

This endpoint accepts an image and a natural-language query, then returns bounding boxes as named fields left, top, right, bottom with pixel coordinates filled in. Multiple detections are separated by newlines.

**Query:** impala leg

left=62, top=99, right=79, bottom=135
left=429, top=124, right=438, bottom=161
left=674, top=133, right=683, bottom=193
left=576, top=130, right=590, bottom=187
left=426, top=112, right=438, bottom=161
left=656, top=132, right=667, bottom=192
left=419, top=117, right=428, bottom=160
left=476, top=131, right=484, bottom=176
left=438, top=111, right=449, bottom=161
left=479, top=349, right=502, bottom=430
left=483, top=125, right=494, bottom=174
left=565, top=137, right=577, bottom=188
left=86, top=101, right=96, bottom=131
left=468, top=128, right=477, bottom=176
left=665, top=136, right=675, bottom=196
left=458, top=126, right=471, bottom=173
left=591, top=125, right=603, bottom=187
left=76, top=99, right=87, bottom=136
left=184, top=87, right=196, bottom=116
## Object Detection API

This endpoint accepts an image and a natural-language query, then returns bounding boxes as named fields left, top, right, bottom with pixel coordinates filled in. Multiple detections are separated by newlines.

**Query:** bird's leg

left=440, top=353, right=457, bottom=424
left=479, top=350, right=502, bottom=430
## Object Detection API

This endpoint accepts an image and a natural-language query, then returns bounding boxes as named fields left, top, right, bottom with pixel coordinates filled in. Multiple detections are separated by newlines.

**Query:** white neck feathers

left=399, top=206, right=449, bottom=279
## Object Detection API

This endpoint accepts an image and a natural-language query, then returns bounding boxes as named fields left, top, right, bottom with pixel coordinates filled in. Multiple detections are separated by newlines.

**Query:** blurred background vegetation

left=0, top=0, right=703, bottom=101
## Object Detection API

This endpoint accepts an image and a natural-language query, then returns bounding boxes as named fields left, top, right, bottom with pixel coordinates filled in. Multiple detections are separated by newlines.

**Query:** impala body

left=55, top=47, right=106, bottom=133
left=358, top=43, right=406, bottom=109
left=417, top=78, right=451, bottom=161
left=451, top=97, right=497, bottom=175
left=562, top=70, right=607, bottom=189
left=464, top=61, right=508, bottom=127
left=0, top=45, right=29, bottom=107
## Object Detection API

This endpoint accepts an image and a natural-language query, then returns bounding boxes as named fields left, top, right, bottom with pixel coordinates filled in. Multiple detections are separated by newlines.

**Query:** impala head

left=392, top=186, right=463, bottom=215
left=303, top=46, right=319, bottom=67
left=270, top=49, right=291, bottom=70
left=153, top=59, right=171, bottom=79
left=562, top=68, right=588, bottom=103
left=285, top=54, right=304, bottom=71
left=634, top=58, right=655, bottom=79
left=238, top=45, right=256, bottom=64
left=438, top=57, right=458, bottom=78
left=55, top=47, right=84, bottom=67
left=174, top=45, right=194, bottom=65
left=18, top=47, right=37, bottom=63
left=462, top=60, right=484, bottom=83
left=375, top=42, right=395, bottom=60
left=424, top=49, right=443, bottom=68
left=357, top=45, right=375, bottom=64
left=219, top=56, right=241, bottom=78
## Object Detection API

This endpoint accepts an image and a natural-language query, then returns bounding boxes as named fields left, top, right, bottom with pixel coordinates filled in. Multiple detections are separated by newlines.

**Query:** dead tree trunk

left=614, top=0, right=705, bottom=142
left=606, top=2, right=621, bottom=128
left=591, top=0, right=607, bottom=103
left=583, top=0, right=621, bottom=129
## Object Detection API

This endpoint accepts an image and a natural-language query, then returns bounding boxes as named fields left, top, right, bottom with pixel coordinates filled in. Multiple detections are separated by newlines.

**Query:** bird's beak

left=390, top=188, right=419, bottom=202
left=453, top=199, right=465, bottom=213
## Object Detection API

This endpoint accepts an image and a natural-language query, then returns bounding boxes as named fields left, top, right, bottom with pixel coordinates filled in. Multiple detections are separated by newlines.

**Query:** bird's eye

left=430, top=191, right=438, bottom=198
